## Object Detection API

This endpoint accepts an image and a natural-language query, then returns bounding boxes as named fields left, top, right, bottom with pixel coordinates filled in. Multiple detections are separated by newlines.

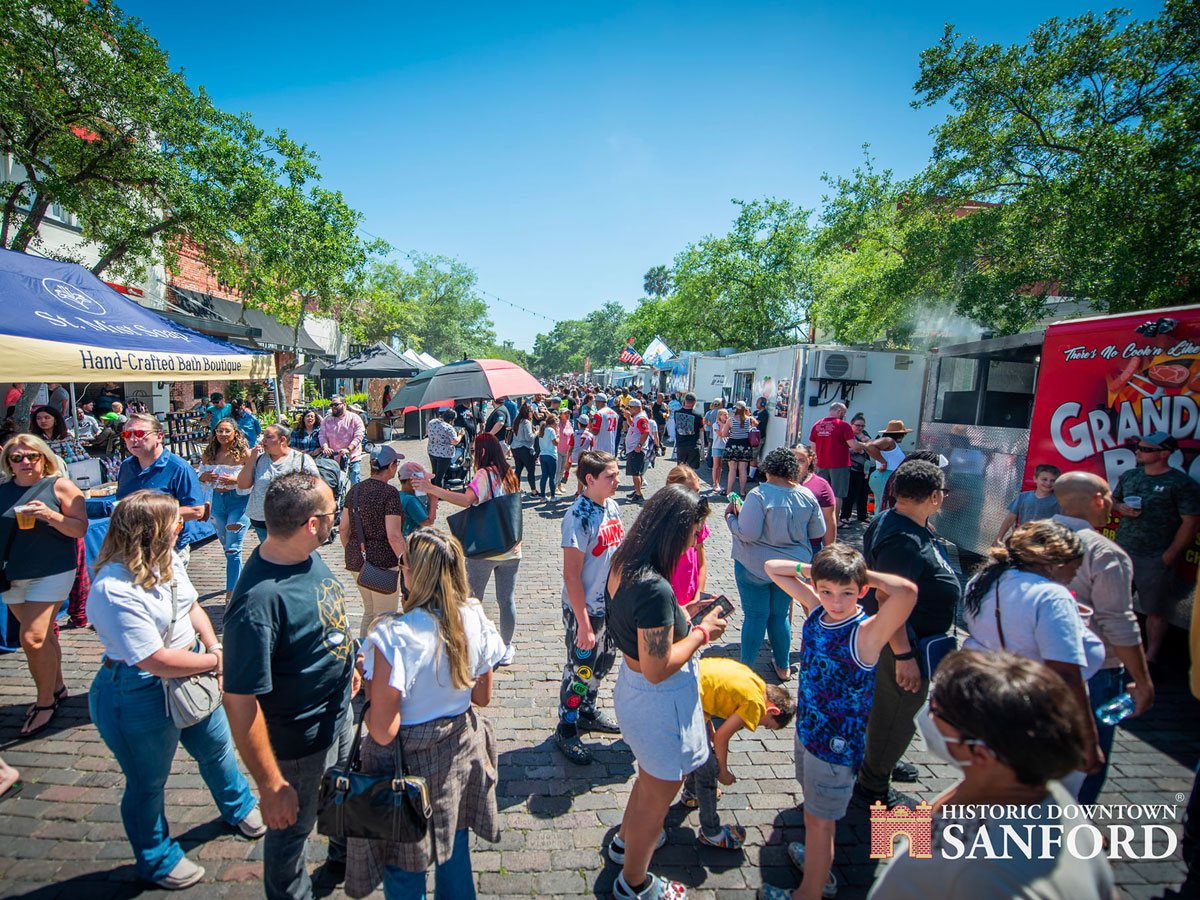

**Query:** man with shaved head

left=1053, top=470, right=1154, bottom=804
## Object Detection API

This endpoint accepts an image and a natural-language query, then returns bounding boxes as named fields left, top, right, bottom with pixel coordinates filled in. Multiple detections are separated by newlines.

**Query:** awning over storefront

left=169, top=287, right=326, bottom=356
left=0, top=248, right=275, bottom=381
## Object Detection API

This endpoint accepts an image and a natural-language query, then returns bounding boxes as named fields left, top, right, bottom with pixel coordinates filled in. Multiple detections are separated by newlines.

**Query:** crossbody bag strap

left=993, top=581, right=1006, bottom=649
left=160, top=581, right=180, bottom=647
left=353, top=486, right=368, bottom=561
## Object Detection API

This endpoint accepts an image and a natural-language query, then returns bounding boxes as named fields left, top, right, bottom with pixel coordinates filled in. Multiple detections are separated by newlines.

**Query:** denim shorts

left=794, top=732, right=855, bottom=821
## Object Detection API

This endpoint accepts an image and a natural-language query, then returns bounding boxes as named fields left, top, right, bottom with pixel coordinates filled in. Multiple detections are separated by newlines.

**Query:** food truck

left=920, top=305, right=1200, bottom=623
left=690, top=344, right=929, bottom=458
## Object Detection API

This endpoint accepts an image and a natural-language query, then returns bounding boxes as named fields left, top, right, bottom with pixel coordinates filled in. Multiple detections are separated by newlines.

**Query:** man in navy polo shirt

left=116, top=412, right=209, bottom=563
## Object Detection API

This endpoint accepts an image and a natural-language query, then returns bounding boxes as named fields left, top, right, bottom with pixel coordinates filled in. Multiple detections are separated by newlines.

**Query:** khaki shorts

left=795, top=732, right=856, bottom=821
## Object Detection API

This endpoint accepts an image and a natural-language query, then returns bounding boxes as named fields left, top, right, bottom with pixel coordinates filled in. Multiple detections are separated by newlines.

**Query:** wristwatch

left=893, top=649, right=916, bottom=661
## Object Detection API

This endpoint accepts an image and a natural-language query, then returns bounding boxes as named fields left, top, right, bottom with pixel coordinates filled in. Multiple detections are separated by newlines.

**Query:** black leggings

left=512, top=446, right=538, bottom=492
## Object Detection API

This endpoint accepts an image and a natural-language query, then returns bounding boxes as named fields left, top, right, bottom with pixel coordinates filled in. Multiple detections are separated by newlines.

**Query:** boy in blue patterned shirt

left=761, top=547, right=916, bottom=900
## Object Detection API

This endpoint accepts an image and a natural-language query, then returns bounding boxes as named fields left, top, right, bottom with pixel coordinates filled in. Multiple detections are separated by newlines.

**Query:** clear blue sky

left=123, top=0, right=1162, bottom=350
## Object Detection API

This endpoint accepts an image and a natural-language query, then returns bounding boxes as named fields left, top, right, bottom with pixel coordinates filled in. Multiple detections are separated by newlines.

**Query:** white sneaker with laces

left=155, top=856, right=205, bottom=890
left=237, top=806, right=267, bottom=839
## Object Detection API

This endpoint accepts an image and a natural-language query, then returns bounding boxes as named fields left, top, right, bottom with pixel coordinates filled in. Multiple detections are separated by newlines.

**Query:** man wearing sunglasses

left=115, top=412, right=208, bottom=563
left=1112, top=431, right=1200, bottom=668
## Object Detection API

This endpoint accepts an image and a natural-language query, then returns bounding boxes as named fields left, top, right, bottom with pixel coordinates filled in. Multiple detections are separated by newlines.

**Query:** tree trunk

left=14, top=384, right=42, bottom=432
left=10, top=197, right=51, bottom=253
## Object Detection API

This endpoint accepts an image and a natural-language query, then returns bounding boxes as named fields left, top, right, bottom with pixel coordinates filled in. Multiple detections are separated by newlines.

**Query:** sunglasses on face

left=1135, top=445, right=1166, bottom=453
left=123, top=429, right=155, bottom=439
left=9, top=452, right=42, bottom=463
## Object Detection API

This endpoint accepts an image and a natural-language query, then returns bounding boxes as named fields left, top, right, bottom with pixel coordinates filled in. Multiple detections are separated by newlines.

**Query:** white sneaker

left=237, top=806, right=267, bottom=839
left=497, top=645, right=515, bottom=667
left=155, top=856, right=205, bottom=890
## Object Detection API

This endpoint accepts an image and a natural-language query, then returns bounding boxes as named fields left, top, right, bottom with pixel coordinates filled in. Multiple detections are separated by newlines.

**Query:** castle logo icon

left=869, top=802, right=933, bottom=859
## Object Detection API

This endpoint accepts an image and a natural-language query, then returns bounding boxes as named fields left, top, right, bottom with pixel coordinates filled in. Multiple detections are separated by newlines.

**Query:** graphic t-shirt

left=809, top=416, right=855, bottom=469
left=698, top=657, right=767, bottom=731
left=224, top=550, right=354, bottom=760
left=592, top=407, right=620, bottom=455
left=672, top=408, right=705, bottom=448
left=561, top=494, right=624, bottom=615
left=1006, top=490, right=1062, bottom=525
left=1113, top=466, right=1200, bottom=556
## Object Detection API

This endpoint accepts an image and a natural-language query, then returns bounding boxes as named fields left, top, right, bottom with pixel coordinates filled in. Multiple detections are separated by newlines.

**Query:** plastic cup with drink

left=1124, top=495, right=1142, bottom=517
left=14, top=503, right=38, bottom=530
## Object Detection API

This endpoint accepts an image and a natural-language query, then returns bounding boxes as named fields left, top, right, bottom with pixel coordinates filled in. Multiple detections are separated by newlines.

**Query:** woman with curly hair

left=198, top=418, right=252, bottom=600
left=725, top=447, right=826, bottom=681
left=962, top=519, right=1106, bottom=791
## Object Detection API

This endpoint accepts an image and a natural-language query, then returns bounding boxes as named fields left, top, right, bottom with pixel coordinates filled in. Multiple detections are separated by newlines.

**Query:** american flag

left=618, top=338, right=643, bottom=365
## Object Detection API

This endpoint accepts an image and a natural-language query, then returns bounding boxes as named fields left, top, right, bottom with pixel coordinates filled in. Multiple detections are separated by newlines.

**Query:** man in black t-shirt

left=483, top=397, right=512, bottom=444
left=224, top=473, right=356, bottom=896
left=672, top=392, right=705, bottom=470
left=856, top=461, right=960, bottom=809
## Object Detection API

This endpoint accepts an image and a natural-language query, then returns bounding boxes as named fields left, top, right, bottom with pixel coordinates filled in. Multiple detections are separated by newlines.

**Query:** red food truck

left=920, top=305, right=1200, bottom=624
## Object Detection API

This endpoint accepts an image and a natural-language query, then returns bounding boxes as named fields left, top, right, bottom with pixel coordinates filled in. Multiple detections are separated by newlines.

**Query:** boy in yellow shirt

left=682, top=657, right=796, bottom=848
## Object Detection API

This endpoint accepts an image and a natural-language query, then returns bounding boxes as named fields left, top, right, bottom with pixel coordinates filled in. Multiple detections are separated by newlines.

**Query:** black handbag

left=317, top=701, right=432, bottom=842
left=906, top=624, right=958, bottom=680
left=446, top=471, right=523, bottom=559
left=352, top=489, right=399, bottom=595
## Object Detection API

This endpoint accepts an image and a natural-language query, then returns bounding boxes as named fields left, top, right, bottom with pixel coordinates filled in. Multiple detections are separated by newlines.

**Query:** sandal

left=699, top=824, right=746, bottom=849
left=26, top=686, right=67, bottom=718
left=0, top=780, right=23, bottom=803
left=555, top=730, right=592, bottom=765
left=20, top=702, right=58, bottom=737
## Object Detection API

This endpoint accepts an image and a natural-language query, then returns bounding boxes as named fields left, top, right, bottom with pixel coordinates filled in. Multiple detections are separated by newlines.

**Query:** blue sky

left=123, top=1, right=1162, bottom=350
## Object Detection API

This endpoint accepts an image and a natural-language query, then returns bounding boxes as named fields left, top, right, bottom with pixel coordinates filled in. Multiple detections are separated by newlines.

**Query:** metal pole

left=68, top=382, right=78, bottom=437
left=273, top=376, right=282, bottom=424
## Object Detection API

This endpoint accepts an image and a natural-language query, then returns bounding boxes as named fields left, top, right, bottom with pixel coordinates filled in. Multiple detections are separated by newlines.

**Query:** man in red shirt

left=808, top=401, right=860, bottom=519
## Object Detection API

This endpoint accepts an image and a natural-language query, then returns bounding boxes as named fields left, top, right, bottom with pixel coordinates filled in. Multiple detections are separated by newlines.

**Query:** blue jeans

left=263, top=710, right=353, bottom=900
left=735, top=560, right=793, bottom=671
left=89, top=660, right=257, bottom=882
left=539, top=454, right=558, bottom=496
left=383, top=828, right=475, bottom=900
left=347, top=457, right=362, bottom=486
left=1078, top=665, right=1125, bottom=805
left=210, top=490, right=249, bottom=593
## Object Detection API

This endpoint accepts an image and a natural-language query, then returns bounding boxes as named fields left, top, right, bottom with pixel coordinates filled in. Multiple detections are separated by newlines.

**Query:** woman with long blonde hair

left=88, top=490, right=264, bottom=890
left=351, top=527, right=505, bottom=900
left=199, top=419, right=252, bottom=600
left=0, top=434, right=87, bottom=736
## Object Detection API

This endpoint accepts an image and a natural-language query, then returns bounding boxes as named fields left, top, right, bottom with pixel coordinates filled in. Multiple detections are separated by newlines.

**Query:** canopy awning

left=170, top=287, right=326, bottom=356
left=0, top=248, right=275, bottom=381
left=323, top=342, right=421, bottom=379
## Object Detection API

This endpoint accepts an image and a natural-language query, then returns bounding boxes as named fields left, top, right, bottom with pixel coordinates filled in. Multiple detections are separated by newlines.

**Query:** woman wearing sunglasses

left=0, top=435, right=88, bottom=736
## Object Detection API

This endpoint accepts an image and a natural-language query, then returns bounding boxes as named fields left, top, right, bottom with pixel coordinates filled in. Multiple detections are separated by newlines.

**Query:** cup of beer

left=14, top=504, right=38, bottom=530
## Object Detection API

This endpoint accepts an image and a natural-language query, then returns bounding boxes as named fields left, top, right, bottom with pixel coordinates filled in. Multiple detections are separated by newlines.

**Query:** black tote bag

left=446, top=471, right=523, bottom=559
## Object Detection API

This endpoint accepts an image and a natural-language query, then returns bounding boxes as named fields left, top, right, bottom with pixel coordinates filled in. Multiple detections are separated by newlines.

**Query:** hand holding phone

left=690, top=594, right=734, bottom=627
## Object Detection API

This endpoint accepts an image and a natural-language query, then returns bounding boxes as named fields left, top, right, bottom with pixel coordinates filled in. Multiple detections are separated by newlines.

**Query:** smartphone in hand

left=690, top=595, right=734, bottom=627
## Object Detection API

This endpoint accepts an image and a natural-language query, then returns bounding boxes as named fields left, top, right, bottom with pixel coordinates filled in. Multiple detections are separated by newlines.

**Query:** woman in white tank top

left=863, top=420, right=913, bottom=511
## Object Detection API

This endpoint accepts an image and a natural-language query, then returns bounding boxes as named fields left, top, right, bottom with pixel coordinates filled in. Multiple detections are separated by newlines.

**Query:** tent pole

left=274, top=378, right=282, bottom=423
left=68, top=382, right=78, bottom=438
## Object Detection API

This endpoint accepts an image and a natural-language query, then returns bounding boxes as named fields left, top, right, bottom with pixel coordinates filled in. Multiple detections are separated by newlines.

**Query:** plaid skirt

left=345, top=707, right=500, bottom=896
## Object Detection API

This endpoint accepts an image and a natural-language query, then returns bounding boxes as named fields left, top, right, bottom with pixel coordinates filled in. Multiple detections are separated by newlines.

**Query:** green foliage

left=643, top=265, right=671, bottom=299
left=530, top=301, right=630, bottom=376
left=338, top=255, right=496, bottom=363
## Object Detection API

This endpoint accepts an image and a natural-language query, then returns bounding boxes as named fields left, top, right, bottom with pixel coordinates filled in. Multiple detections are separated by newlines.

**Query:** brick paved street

left=0, top=439, right=1197, bottom=899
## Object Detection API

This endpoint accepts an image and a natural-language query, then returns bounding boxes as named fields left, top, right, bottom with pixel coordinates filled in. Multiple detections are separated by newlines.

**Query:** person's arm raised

left=855, top=571, right=918, bottom=665
left=764, top=559, right=821, bottom=615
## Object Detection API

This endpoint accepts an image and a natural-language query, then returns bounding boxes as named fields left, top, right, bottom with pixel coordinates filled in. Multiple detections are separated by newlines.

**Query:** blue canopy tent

left=0, top=248, right=275, bottom=649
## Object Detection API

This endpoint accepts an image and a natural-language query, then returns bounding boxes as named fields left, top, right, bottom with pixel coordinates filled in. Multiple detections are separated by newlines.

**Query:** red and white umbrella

left=383, top=358, right=548, bottom=413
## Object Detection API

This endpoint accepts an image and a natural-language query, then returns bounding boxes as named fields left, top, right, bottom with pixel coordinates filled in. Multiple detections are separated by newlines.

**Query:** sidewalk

left=0, top=439, right=1196, bottom=899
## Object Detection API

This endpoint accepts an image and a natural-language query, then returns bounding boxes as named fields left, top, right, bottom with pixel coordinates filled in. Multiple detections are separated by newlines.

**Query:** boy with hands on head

left=759, top=547, right=917, bottom=900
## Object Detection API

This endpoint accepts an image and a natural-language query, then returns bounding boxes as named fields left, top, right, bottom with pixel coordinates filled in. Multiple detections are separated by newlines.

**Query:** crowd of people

left=0, top=378, right=1195, bottom=900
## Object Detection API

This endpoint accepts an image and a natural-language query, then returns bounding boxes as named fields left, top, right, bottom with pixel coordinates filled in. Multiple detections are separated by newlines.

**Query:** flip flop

left=26, top=686, right=67, bottom=718
left=0, top=780, right=23, bottom=803
left=20, top=703, right=58, bottom=738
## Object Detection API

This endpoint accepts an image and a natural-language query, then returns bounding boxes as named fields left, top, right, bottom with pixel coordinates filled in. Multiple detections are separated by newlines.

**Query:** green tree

left=665, top=198, right=815, bottom=350
left=529, top=301, right=629, bottom=376
left=643, top=265, right=672, bottom=299
left=910, top=2, right=1200, bottom=326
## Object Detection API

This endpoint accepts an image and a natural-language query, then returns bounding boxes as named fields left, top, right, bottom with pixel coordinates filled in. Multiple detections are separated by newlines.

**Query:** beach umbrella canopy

left=384, top=359, right=547, bottom=413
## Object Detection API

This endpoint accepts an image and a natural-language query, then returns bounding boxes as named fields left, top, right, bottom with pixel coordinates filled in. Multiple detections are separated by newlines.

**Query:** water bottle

left=1096, top=692, right=1135, bottom=725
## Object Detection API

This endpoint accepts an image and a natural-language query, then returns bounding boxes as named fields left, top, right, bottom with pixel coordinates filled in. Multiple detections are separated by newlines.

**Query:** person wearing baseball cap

left=341, top=444, right=407, bottom=637
left=395, top=460, right=437, bottom=542
left=624, top=399, right=651, bottom=501
left=1113, top=430, right=1200, bottom=666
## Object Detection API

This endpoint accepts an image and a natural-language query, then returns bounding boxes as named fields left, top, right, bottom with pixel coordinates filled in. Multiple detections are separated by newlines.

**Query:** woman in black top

left=605, top=485, right=726, bottom=900
left=0, top=435, right=87, bottom=735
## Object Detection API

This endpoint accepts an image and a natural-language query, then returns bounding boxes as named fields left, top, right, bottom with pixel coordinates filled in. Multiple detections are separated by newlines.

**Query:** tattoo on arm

left=644, top=626, right=671, bottom=659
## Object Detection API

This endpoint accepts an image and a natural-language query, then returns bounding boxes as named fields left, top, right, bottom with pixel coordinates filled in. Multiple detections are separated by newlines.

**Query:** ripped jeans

left=210, top=489, right=250, bottom=593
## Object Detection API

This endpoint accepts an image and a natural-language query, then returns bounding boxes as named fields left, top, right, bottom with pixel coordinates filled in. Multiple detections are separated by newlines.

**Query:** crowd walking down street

left=0, top=421, right=1197, bottom=900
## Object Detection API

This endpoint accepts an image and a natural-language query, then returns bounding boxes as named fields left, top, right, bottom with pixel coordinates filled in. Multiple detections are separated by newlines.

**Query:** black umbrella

left=384, top=359, right=547, bottom=412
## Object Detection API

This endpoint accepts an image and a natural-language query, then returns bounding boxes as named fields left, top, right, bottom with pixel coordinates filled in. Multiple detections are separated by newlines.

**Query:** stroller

left=313, top=456, right=350, bottom=544
left=440, top=438, right=474, bottom=492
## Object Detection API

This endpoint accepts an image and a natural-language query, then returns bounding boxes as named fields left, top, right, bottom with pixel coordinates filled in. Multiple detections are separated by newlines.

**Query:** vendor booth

left=0, top=248, right=276, bottom=649
left=322, top=342, right=422, bottom=438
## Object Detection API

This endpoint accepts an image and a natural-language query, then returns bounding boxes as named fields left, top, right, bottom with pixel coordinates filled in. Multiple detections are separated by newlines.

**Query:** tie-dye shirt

left=798, top=605, right=875, bottom=769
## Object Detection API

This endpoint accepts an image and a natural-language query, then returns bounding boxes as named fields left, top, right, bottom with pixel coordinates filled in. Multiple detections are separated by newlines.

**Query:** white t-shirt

left=592, top=407, right=619, bottom=455
left=362, top=600, right=506, bottom=725
left=89, top=553, right=200, bottom=664
left=625, top=412, right=651, bottom=453
left=963, top=569, right=1104, bottom=679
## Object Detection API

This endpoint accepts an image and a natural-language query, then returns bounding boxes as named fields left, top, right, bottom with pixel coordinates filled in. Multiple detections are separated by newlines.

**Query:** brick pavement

left=0, top=439, right=1197, bottom=899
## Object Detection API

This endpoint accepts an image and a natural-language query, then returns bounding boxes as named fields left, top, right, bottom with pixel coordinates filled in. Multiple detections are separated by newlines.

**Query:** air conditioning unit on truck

left=920, top=305, right=1200, bottom=627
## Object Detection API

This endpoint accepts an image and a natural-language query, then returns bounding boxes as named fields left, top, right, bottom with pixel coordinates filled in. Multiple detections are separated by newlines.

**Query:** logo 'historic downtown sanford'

left=870, top=802, right=1180, bottom=862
